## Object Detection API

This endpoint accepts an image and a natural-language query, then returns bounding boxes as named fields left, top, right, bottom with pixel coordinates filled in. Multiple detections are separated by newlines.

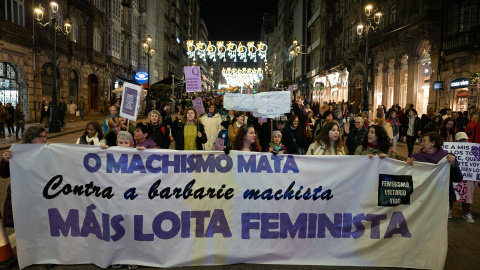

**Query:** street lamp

left=289, top=38, right=302, bottom=83
left=143, top=35, right=155, bottom=114
left=357, top=5, right=382, bottom=113
left=34, top=2, right=71, bottom=133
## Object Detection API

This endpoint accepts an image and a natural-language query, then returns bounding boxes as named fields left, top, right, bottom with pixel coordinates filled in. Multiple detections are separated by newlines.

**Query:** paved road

left=0, top=113, right=478, bottom=270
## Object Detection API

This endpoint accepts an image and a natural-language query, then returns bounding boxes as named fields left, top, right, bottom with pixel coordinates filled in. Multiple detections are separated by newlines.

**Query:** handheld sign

left=214, top=138, right=224, bottom=151
left=119, top=82, right=142, bottom=121
left=192, top=98, right=205, bottom=115
left=185, top=66, right=202, bottom=92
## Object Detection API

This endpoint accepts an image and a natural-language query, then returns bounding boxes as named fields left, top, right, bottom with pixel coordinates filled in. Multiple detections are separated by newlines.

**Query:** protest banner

left=444, top=142, right=480, bottom=181
left=119, top=83, right=142, bottom=121
left=185, top=66, right=202, bottom=92
left=255, top=91, right=291, bottom=118
left=223, top=94, right=233, bottom=110
left=192, top=98, right=205, bottom=115
left=11, top=144, right=449, bottom=269
left=231, top=94, right=255, bottom=112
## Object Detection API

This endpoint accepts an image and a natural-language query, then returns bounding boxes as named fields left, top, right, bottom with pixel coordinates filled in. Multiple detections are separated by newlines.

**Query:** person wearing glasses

left=346, top=117, right=368, bottom=155
left=0, top=125, right=48, bottom=229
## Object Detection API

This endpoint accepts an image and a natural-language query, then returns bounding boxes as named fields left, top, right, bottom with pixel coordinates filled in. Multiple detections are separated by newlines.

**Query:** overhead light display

left=222, top=67, right=263, bottom=87
left=187, top=41, right=268, bottom=62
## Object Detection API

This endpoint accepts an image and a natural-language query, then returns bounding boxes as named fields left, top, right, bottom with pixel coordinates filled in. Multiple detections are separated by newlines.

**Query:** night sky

left=200, top=0, right=279, bottom=41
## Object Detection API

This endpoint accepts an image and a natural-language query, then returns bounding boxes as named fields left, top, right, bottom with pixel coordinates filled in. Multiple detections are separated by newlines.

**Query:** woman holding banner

left=233, top=124, right=261, bottom=152
left=406, top=132, right=463, bottom=219
left=200, top=104, right=222, bottom=151
left=307, top=122, right=347, bottom=155
left=354, top=125, right=395, bottom=158
left=174, top=107, right=207, bottom=150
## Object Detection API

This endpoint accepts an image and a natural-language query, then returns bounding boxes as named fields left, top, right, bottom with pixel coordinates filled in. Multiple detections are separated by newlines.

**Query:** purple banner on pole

left=184, top=66, right=202, bottom=92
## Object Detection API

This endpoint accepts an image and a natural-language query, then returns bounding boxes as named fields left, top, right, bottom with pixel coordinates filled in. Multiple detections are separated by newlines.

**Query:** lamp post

left=143, top=35, right=155, bottom=114
left=34, top=2, right=71, bottom=133
left=289, top=38, right=301, bottom=84
left=357, top=5, right=382, bottom=113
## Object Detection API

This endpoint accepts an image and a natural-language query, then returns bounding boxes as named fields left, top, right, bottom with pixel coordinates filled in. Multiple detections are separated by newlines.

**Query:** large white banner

left=10, top=144, right=449, bottom=269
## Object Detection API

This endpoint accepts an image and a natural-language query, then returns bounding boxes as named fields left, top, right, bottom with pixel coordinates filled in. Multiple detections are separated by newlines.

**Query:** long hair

left=437, top=117, right=457, bottom=141
left=181, top=107, right=201, bottom=125
left=314, top=121, right=348, bottom=154
left=83, top=121, right=104, bottom=140
left=232, top=124, right=260, bottom=151
left=360, top=125, right=392, bottom=153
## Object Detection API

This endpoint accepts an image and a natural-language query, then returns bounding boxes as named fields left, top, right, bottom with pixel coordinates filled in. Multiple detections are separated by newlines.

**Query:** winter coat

left=465, top=121, right=480, bottom=143
left=5, top=106, right=14, bottom=124
left=401, top=115, right=422, bottom=139
left=149, top=124, right=170, bottom=149
left=200, top=113, right=222, bottom=151
left=0, top=159, right=13, bottom=227
left=281, top=125, right=307, bottom=155
left=307, top=141, right=347, bottom=155
left=14, top=108, right=25, bottom=128
left=174, top=122, right=208, bottom=150
left=68, top=103, right=77, bottom=115
left=354, top=145, right=396, bottom=158
left=346, top=126, right=367, bottom=155
left=59, top=101, right=67, bottom=115
left=0, top=105, right=6, bottom=122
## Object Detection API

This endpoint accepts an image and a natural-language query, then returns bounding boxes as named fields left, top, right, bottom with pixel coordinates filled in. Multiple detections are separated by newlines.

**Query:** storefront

left=450, top=78, right=470, bottom=112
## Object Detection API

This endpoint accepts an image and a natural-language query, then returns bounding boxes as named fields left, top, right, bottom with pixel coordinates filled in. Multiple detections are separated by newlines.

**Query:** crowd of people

left=0, top=94, right=478, bottom=268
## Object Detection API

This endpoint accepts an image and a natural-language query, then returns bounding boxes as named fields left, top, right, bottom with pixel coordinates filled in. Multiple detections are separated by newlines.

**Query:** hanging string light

left=186, top=41, right=268, bottom=62
left=221, top=67, right=263, bottom=87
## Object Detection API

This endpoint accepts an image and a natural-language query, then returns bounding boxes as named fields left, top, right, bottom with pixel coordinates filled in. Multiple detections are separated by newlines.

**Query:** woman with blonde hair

left=307, top=121, right=347, bottom=155
left=174, top=107, right=207, bottom=150
left=148, top=109, right=169, bottom=149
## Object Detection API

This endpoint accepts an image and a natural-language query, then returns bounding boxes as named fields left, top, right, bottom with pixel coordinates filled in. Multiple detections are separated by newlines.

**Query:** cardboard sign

left=119, top=83, right=142, bottom=121
left=214, top=138, right=224, bottom=151
left=185, top=66, right=202, bottom=92
left=192, top=98, right=205, bottom=115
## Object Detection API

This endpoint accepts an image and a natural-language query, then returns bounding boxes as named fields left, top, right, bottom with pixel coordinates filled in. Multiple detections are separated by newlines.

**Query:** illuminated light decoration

left=237, top=42, right=247, bottom=62
left=186, top=40, right=197, bottom=61
left=222, top=67, right=263, bottom=87
left=257, top=42, right=268, bottom=61
left=196, top=41, right=207, bottom=61
left=226, top=42, right=238, bottom=62
left=186, top=41, right=268, bottom=62
left=216, top=41, right=226, bottom=62
left=206, top=41, right=217, bottom=61
left=247, top=42, right=257, bottom=62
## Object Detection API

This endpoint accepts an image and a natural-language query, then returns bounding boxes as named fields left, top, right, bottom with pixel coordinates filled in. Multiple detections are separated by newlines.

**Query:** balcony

left=121, top=57, right=130, bottom=67
left=88, top=49, right=106, bottom=66
left=68, top=41, right=87, bottom=59
left=0, top=20, right=32, bottom=47
left=444, top=30, right=480, bottom=56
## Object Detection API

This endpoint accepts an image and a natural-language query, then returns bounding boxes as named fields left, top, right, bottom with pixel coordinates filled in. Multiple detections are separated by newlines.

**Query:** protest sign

left=192, top=98, right=205, bottom=115
left=444, top=142, right=480, bottom=181
left=185, top=66, right=202, bottom=92
left=255, top=91, right=291, bottom=118
left=214, top=138, right=224, bottom=151
left=119, top=83, right=142, bottom=121
left=11, top=144, right=449, bottom=270
left=231, top=94, right=255, bottom=112
left=223, top=94, right=233, bottom=110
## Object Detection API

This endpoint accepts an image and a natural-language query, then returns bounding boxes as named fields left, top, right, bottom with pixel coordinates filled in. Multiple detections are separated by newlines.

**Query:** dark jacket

left=59, top=101, right=67, bottom=115
left=160, top=110, right=173, bottom=127
left=174, top=122, right=207, bottom=150
left=105, top=131, right=117, bottom=147
left=346, top=126, right=367, bottom=155
left=149, top=123, right=170, bottom=149
left=281, top=125, right=307, bottom=155
left=0, top=159, right=13, bottom=227
left=401, top=115, right=422, bottom=138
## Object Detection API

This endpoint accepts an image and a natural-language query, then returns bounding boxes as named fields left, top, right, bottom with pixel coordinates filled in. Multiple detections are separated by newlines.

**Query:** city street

left=0, top=113, right=478, bottom=270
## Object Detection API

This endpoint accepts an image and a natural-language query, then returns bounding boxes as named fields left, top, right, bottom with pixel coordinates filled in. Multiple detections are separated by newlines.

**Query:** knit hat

left=455, top=132, right=468, bottom=141
left=272, top=130, right=282, bottom=138
left=221, top=121, right=230, bottom=130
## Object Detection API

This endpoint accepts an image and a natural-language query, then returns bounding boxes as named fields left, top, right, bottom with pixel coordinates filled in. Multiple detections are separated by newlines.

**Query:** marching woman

left=200, top=103, right=222, bottom=150
left=104, top=117, right=122, bottom=147
left=148, top=110, right=170, bottom=149
left=436, top=117, right=457, bottom=143
left=232, top=124, right=261, bottom=152
left=281, top=115, right=307, bottom=155
left=307, top=121, right=348, bottom=155
left=174, top=107, right=207, bottom=150
left=76, top=121, right=105, bottom=145
left=354, top=125, right=396, bottom=159
left=228, top=111, right=245, bottom=144
left=406, top=132, right=463, bottom=219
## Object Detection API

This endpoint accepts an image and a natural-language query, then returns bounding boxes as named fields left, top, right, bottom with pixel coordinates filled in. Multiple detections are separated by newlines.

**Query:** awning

left=151, top=76, right=184, bottom=86
left=116, top=75, right=140, bottom=85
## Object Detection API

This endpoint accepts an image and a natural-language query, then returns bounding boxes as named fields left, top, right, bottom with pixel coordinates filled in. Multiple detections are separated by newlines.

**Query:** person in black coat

left=281, top=115, right=307, bottom=155
left=346, top=116, right=368, bottom=155
left=148, top=109, right=170, bottom=149
left=174, top=107, right=207, bottom=150
left=402, top=109, right=422, bottom=157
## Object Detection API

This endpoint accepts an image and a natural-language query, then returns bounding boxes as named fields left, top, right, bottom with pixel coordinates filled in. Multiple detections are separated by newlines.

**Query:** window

left=94, top=0, right=104, bottom=11
left=94, top=28, right=102, bottom=52
left=5, top=0, right=25, bottom=26
left=390, top=5, right=396, bottom=26
left=71, top=18, right=79, bottom=43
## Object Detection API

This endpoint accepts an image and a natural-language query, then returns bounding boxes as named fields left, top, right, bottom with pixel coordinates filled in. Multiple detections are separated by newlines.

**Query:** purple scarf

left=411, top=148, right=448, bottom=164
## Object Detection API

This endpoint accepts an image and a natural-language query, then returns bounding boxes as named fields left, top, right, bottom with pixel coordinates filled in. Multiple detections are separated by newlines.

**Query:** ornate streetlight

left=289, top=38, right=302, bottom=84
left=357, top=5, right=382, bottom=113
left=143, top=35, right=155, bottom=113
left=34, top=1, right=71, bottom=132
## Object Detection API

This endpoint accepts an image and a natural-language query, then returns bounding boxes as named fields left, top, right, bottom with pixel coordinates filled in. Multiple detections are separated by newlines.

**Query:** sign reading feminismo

left=11, top=144, right=449, bottom=269
left=450, top=78, right=470, bottom=89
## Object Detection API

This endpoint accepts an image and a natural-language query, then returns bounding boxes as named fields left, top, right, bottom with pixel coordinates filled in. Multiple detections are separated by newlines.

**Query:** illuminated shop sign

left=450, top=78, right=469, bottom=89
left=433, top=81, right=443, bottom=90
